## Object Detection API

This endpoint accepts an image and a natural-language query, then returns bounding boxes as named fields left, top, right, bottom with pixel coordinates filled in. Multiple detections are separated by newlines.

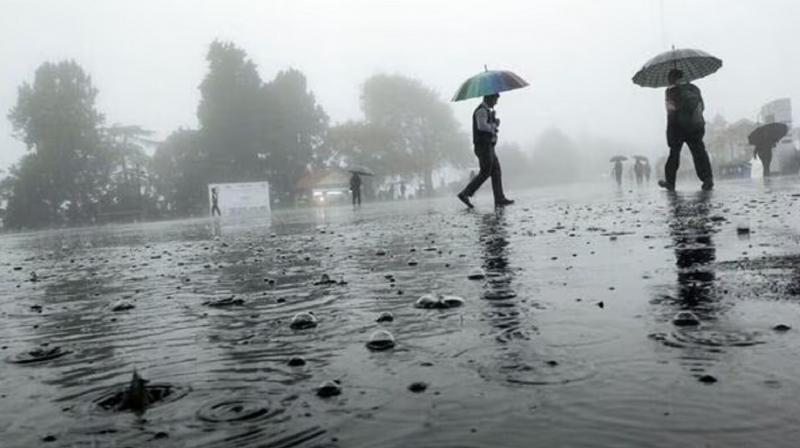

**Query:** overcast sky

left=0, top=0, right=797, bottom=171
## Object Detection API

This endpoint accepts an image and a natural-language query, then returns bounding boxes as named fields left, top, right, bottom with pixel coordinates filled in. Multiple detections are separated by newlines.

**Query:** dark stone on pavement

left=317, top=380, right=342, bottom=398
left=366, top=330, right=396, bottom=351
left=376, top=312, right=394, bottom=323
left=290, top=312, right=318, bottom=330
left=408, top=382, right=428, bottom=393
left=202, top=296, right=244, bottom=308
left=672, top=311, right=700, bottom=326
left=698, top=374, right=717, bottom=384
left=287, top=356, right=306, bottom=367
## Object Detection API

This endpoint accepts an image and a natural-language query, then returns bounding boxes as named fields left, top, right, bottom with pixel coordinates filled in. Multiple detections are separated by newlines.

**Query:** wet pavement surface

left=2, top=178, right=800, bottom=447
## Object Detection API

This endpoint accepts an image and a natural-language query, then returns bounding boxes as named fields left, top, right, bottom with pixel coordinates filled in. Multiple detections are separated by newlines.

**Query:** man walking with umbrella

left=457, top=93, right=514, bottom=208
left=633, top=47, right=722, bottom=192
left=749, top=122, right=789, bottom=178
left=613, top=160, right=624, bottom=186
left=658, top=69, right=713, bottom=191
left=634, top=160, right=644, bottom=185
left=754, top=143, right=775, bottom=177
left=452, top=68, right=528, bottom=208
left=610, top=156, right=626, bottom=186
left=350, top=171, right=362, bottom=207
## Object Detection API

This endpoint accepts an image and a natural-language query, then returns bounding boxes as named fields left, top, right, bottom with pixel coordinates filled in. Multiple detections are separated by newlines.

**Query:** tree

left=196, top=42, right=329, bottom=204
left=152, top=128, right=208, bottom=216
left=360, top=74, right=469, bottom=196
left=1, top=154, right=51, bottom=228
left=325, top=121, right=399, bottom=174
left=98, top=124, right=158, bottom=218
left=261, top=68, right=329, bottom=202
left=197, top=40, right=265, bottom=182
left=6, top=60, right=107, bottom=227
left=323, top=121, right=403, bottom=199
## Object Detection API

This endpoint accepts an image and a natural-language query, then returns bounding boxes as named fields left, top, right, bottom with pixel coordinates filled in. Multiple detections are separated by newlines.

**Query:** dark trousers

left=461, top=143, right=505, bottom=202
left=211, top=204, right=221, bottom=216
left=665, top=127, right=713, bottom=187
left=352, top=188, right=361, bottom=206
left=756, top=149, right=772, bottom=176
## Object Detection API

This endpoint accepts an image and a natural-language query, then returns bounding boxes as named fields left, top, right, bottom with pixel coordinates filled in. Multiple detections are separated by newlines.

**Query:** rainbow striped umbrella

left=452, top=69, right=529, bottom=102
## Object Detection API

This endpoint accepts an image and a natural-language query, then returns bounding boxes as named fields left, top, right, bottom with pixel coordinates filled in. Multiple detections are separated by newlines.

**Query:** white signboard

left=208, top=182, right=271, bottom=216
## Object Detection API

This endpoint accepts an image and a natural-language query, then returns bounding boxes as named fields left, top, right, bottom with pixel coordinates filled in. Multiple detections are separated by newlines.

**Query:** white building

left=759, top=98, right=799, bottom=174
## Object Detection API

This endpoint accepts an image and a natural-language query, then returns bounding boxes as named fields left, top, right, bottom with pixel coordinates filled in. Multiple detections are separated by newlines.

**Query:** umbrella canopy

left=610, top=155, right=628, bottom=162
left=452, top=69, right=529, bottom=102
left=748, top=122, right=788, bottom=148
left=346, top=165, right=375, bottom=176
left=633, top=155, right=649, bottom=162
left=632, top=48, right=722, bottom=88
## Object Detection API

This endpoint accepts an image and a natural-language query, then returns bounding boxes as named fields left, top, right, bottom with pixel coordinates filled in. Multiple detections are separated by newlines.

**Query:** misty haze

left=1, top=1, right=800, bottom=447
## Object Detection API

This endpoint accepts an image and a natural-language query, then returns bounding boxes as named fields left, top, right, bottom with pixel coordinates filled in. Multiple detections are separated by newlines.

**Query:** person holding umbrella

left=633, top=48, right=721, bottom=192
left=350, top=172, right=362, bottom=207
left=613, top=160, right=623, bottom=186
left=749, top=122, right=789, bottom=177
left=453, top=68, right=528, bottom=208
left=610, top=156, right=626, bottom=186
left=659, top=68, right=713, bottom=191
left=634, top=160, right=644, bottom=185
left=632, top=155, right=649, bottom=185
left=754, top=143, right=775, bottom=177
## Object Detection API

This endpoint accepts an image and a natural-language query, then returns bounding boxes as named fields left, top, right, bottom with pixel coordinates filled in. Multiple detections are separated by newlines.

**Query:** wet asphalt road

left=2, top=178, right=800, bottom=447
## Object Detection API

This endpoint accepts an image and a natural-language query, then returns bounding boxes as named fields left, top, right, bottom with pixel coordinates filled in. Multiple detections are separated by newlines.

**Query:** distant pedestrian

left=658, top=69, right=713, bottom=192
left=350, top=172, right=362, bottom=206
left=644, top=161, right=652, bottom=183
left=457, top=93, right=514, bottom=208
left=634, top=161, right=644, bottom=185
left=612, top=161, right=623, bottom=186
left=210, top=187, right=221, bottom=217
left=399, top=181, right=406, bottom=200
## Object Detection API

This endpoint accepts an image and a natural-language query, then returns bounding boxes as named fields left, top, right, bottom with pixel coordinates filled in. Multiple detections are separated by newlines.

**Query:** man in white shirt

left=457, top=93, right=514, bottom=208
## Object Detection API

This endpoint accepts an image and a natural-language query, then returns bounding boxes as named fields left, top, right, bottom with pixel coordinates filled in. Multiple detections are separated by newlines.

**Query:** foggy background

left=1, top=0, right=797, bottom=171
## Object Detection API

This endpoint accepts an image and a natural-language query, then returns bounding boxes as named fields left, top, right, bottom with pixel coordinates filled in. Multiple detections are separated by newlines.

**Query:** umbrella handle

left=672, top=45, right=677, bottom=70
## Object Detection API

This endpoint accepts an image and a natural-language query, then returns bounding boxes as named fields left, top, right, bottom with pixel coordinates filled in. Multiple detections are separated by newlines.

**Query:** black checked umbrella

left=632, top=48, right=722, bottom=88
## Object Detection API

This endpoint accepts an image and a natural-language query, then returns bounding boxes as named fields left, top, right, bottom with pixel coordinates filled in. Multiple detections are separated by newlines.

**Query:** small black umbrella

left=610, top=155, right=628, bottom=163
left=633, top=155, right=649, bottom=162
left=748, top=122, right=788, bottom=148
left=346, top=165, right=375, bottom=176
left=632, top=47, right=722, bottom=88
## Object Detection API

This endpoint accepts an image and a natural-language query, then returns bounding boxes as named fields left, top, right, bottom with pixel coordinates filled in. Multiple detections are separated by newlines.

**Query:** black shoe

left=495, top=198, right=515, bottom=207
left=457, top=192, right=474, bottom=209
left=701, top=181, right=714, bottom=191
left=658, top=180, right=675, bottom=192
